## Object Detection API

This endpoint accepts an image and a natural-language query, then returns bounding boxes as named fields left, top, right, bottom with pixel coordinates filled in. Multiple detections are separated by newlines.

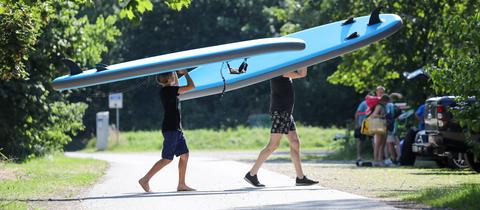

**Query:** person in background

left=376, top=86, right=385, bottom=97
left=354, top=99, right=370, bottom=166
left=370, top=94, right=390, bottom=167
left=385, top=93, right=403, bottom=165
left=416, top=103, right=426, bottom=130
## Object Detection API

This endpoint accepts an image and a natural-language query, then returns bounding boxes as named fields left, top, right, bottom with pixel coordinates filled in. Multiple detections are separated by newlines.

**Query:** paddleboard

left=179, top=9, right=402, bottom=101
left=51, top=37, right=306, bottom=91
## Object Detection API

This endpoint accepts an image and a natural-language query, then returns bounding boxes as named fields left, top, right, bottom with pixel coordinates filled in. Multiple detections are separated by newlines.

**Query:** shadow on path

left=1, top=186, right=326, bottom=203
left=229, top=199, right=390, bottom=210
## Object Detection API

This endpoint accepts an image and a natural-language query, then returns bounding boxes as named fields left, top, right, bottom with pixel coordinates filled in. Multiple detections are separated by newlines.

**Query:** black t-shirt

left=270, top=76, right=294, bottom=113
left=160, top=86, right=182, bottom=131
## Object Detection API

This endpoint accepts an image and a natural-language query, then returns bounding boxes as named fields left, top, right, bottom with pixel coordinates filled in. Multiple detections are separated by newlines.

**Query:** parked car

left=408, top=96, right=480, bottom=172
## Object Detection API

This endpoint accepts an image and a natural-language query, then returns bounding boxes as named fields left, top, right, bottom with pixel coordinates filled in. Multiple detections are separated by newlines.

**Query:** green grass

left=84, top=126, right=346, bottom=152
left=266, top=163, right=480, bottom=210
left=400, top=183, right=480, bottom=210
left=0, top=155, right=107, bottom=210
left=385, top=168, right=480, bottom=210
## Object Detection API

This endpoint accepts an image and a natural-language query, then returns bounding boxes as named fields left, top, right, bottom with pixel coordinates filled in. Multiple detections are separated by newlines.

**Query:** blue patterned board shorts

left=162, top=130, right=189, bottom=160
left=270, top=111, right=296, bottom=134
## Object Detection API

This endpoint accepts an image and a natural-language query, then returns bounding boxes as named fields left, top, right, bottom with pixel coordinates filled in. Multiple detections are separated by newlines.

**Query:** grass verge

left=0, top=154, right=107, bottom=210
left=398, top=183, right=480, bottom=210
left=263, top=162, right=480, bottom=210
left=84, top=126, right=346, bottom=152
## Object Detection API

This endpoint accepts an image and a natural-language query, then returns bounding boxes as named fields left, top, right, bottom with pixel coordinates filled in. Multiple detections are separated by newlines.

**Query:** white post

left=109, top=93, right=123, bottom=146
left=116, top=107, right=120, bottom=144
left=96, top=111, right=109, bottom=151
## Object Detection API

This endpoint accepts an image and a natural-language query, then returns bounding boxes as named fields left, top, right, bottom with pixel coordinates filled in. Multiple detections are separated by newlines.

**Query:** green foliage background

left=74, top=0, right=361, bottom=136
left=427, top=3, right=480, bottom=153
left=0, top=0, right=190, bottom=160
left=1, top=0, right=479, bottom=159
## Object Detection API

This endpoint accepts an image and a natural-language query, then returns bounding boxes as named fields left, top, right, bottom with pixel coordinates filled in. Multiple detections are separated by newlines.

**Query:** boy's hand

left=177, top=70, right=188, bottom=75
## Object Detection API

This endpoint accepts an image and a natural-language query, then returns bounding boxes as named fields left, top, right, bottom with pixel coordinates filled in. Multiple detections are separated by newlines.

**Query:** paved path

left=66, top=152, right=396, bottom=210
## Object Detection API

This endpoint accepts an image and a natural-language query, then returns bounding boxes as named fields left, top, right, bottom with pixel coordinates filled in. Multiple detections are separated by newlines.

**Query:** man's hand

left=283, top=67, right=307, bottom=79
left=177, top=70, right=188, bottom=75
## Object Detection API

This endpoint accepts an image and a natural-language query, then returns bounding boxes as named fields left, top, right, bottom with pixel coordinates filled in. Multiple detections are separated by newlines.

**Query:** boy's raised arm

left=178, top=70, right=195, bottom=94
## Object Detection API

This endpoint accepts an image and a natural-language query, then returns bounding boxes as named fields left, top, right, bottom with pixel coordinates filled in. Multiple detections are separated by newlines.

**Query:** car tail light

left=437, top=105, right=444, bottom=119
left=437, top=105, right=444, bottom=113
left=436, top=105, right=448, bottom=128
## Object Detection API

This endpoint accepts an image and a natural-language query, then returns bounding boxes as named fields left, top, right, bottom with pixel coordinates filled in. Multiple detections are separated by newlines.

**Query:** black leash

left=220, top=58, right=249, bottom=100
left=219, top=62, right=226, bottom=100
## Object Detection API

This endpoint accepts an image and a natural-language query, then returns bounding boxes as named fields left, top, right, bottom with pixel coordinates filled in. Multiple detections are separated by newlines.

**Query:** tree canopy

left=0, top=0, right=190, bottom=160
left=267, top=0, right=480, bottom=153
left=1, top=0, right=480, bottom=159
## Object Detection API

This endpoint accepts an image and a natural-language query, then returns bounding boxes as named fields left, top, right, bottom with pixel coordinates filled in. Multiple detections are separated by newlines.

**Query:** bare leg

left=373, top=134, right=379, bottom=162
left=384, top=140, right=390, bottom=161
left=177, top=153, right=195, bottom=191
left=387, top=141, right=397, bottom=161
left=287, top=130, right=304, bottom=178
left=374, top=134, right=386, bottom=164
left=395, top=137, right=401, bottom=161
left=371, top=138, right=375, bottom=159
left=356, top=140, right=363, bottom=160
left=139, top=159, right=172, bottom=192
left=380, top=135, right=387, bottom=162
left=379, top=135, right=387, bottom=163
left=249, top=134, right=282, bottom=175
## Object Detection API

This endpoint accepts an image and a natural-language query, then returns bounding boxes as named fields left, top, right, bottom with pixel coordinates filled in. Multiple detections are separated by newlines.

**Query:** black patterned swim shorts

left=270, top=111, right=296, bottom=134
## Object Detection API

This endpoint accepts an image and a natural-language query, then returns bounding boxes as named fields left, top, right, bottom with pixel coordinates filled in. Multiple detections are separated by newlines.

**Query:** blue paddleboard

left=52, top=37, right=306, bottom=91
left=179, top=12, right=402, bottom=101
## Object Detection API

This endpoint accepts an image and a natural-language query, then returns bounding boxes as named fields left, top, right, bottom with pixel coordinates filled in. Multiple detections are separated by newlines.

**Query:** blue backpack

left=386, top=105, right=402, bottom=131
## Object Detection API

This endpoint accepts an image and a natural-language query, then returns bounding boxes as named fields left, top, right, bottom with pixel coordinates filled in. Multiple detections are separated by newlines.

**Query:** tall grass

left=85, top=126, right=347, bottom=152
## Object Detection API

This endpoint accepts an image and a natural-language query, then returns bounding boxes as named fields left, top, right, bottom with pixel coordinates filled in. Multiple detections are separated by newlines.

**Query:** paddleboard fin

left=368, top=6, right=383, bottom=26
left=62, top=58, right=82, bottom=76
left=238, top=60, right=248, bottom=73
left=346, top=32, right=359, bottom=40
left=96, top=63, right=109, bottom=72
left=342, top=17, right=355, bottom=25
left=227, top=58, right=248, bottom=74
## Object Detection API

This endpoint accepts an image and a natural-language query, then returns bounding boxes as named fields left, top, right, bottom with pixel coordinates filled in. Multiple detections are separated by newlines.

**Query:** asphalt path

left=65, top=152, right=397, bottom=210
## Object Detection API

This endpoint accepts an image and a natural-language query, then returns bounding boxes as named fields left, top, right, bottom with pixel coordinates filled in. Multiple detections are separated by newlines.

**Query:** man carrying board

left=139, top=70, right=196, bottom=192
left=245, top=67, right=319, bottom=187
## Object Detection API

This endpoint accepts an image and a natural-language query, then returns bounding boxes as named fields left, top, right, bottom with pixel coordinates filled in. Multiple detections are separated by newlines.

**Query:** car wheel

left=400, top=129, right=418, bottom=166
left=465, top=152, right=480, bottom=173
left=446, top=152, right=469, bottom=169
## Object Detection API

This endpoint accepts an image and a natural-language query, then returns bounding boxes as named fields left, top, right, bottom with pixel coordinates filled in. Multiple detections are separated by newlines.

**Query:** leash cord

left=219, top=62, right=226, bottom=100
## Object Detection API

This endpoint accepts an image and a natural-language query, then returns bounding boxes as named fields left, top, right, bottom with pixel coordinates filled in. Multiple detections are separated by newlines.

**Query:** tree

left=428, top=2, right=480, bottom=154
left=266, top=1, right=480, bottom=103
left=0, top=0, right=119, bottom=160
left=120, top=0, right=191, bottom=20
left=267, top=0, right=480, bottom=154
left=0, top=0, right=190, bottom=160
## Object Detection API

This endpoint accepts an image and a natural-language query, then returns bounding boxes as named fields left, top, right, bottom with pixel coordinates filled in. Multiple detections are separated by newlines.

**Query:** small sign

left=109, top=93, right=123, bottom=109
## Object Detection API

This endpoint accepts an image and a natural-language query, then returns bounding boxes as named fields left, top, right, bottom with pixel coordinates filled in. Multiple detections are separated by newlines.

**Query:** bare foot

left=138, top=177, right=152, bottom=192
left=177, top=184, right=196, bottom=192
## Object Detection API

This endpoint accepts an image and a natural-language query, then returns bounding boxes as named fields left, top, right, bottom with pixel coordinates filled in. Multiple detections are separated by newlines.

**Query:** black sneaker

left=356, top=159, right=362, bottom=166
left=295, top=176, right=319, bottom=186
left=244, top=172, right=265, bottom=187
